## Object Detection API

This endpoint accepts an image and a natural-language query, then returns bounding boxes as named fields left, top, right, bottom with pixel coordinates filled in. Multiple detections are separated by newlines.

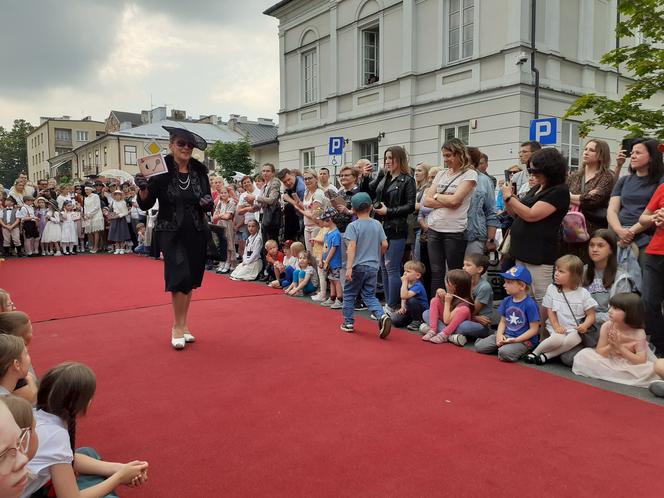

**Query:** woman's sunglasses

left=175, top=140, right=195, bottom=149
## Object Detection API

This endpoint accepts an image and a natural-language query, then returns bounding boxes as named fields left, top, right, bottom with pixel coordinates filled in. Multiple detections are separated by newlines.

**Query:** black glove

left=199, top=194, right=213, bottom=211
left=134, top=173, right=148, bottom=191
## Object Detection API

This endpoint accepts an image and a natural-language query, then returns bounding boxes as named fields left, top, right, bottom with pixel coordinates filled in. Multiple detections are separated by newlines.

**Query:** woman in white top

left=423, top=138, right=477, bottom=297
left=83, top=186, right=104, bottom=253
left=284, top=169, right=328, bottom=254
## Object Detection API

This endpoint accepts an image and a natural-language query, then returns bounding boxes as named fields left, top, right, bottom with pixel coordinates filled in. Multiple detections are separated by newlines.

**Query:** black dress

left=137, top=156, right=212, bottom=293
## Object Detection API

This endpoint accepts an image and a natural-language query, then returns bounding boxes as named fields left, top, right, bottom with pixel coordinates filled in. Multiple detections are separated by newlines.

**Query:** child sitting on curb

left=475, top=265, right=540, bottom=362
left=392, top=260, right=429, bottom=330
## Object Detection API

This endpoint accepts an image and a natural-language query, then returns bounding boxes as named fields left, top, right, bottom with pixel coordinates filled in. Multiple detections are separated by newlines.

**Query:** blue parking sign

left=328, top=137, right=344, bottom=156
left=529, top=118, right=557, bottom=145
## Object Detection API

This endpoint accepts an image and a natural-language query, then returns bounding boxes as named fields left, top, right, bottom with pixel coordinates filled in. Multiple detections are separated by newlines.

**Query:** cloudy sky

left=0, top=0, right=281, bottom=129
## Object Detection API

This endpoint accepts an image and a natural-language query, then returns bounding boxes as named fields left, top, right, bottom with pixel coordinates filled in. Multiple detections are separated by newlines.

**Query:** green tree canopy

left=207, top=137, right=256, bottom=179
left=0, top=119, right=34, bottom=187
left=564, top=0, right=664, bottom=139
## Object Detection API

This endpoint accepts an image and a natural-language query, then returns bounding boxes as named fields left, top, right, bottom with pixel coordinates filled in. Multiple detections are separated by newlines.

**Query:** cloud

left=0, top=0, right=122, bottom=94
left=0, top=0, right=280, bottom=128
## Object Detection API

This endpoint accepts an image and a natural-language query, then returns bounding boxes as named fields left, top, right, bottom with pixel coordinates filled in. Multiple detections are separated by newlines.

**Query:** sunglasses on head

left=175, top=140, right=195, bottom=149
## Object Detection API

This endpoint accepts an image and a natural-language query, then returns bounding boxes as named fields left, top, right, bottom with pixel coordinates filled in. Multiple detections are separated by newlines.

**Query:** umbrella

left=98, top=169, right=134, bottom=183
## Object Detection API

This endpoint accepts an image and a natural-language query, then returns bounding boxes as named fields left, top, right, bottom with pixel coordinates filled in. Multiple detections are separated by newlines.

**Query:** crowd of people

left=3, top=135, right=664, bottom=495
left=1, top=173, right=148, bottom=257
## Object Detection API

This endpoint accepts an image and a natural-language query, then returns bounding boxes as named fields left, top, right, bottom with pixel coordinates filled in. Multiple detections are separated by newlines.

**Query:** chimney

left=239, top=116, right=248, bottom=123
left=257, top=118, right=274, bottom=125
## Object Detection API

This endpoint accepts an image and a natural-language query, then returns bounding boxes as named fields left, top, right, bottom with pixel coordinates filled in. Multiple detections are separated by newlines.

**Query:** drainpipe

left=531, top=0, right=540, bottom=119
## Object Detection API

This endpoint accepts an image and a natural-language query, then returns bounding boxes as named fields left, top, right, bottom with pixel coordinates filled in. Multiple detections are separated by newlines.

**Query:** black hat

left=162, top=126, right=207, bottom=151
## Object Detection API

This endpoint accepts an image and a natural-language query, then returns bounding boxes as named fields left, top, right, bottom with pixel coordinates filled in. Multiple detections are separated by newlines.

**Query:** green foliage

left=0, top=119, right=34, bottom=187
left=207, top=137, right=256, bottom=179
left=564, top=0, right=664, bottom=139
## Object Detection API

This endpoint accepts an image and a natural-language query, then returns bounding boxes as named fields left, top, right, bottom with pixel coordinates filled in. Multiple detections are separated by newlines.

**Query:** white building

left=265, top=0, right=654, bottom=177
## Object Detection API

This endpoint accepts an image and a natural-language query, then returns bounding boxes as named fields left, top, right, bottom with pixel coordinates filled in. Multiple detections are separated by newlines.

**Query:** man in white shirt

left=511, top=140, right=541, bottom=196
left=318, top=167, right=338, bottom=195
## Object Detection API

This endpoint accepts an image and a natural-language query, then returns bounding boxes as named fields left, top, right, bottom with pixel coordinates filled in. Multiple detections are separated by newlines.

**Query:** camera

left=515, top=52, right=529, bottom=65
left=373, top=201, right=383, bottom=210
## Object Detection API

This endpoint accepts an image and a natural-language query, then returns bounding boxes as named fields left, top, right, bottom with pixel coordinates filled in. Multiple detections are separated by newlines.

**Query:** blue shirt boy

left=323, top=228, right=342, bottom=270
left=498, top=295, right=540, bottom=345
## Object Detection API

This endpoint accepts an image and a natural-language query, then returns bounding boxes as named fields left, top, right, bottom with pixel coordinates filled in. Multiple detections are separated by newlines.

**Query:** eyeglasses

left=175, top=140, right=195, bottom=149
left=0, top=428, right=30, bottom=475
left=303, top=176, right=315, bottom=181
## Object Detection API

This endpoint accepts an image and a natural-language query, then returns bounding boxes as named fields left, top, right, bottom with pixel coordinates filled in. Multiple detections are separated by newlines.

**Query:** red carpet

left=2, top=256, right=664, bottom=497
left=1, top=254, right=279, bottom=322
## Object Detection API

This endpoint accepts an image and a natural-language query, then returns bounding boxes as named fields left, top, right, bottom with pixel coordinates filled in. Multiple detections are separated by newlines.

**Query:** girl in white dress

left=573, top=293, right=659, bottom=387
left=83, top=186, right=104, bottom=253
left=59, top=201, right=78, bottom=255
left=40, top=202, right=62, bottom=256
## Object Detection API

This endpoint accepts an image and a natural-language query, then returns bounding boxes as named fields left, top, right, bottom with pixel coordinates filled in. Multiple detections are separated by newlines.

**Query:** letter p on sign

left=529, top=118, right=557, bottom=145
left=329, top=137, right=344, bottom=156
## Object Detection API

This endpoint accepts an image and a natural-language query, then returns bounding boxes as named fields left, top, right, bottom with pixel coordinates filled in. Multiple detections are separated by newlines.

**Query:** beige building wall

left=27, top=119, right=106, bottom=181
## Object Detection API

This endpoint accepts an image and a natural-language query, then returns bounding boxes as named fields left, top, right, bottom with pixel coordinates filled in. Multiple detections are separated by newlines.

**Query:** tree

left=0, top=119, right=34, bottom=186
left=564, top=0, right=664, bottom=139
left=207, top=137, right=256, bottom=179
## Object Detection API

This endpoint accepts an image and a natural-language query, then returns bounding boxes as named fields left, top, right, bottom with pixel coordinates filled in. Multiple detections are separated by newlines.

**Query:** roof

left=113, top=120, right=245, bottom=144
left=110, top=111, right=142, bottom=127
left=234, top=122, right=278, bottom=146
left=263, top=0, right=293, bottom=15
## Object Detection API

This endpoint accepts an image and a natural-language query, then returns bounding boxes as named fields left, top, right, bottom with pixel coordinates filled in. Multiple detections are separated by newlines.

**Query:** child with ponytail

left=23, top=362, right=149, bottom=497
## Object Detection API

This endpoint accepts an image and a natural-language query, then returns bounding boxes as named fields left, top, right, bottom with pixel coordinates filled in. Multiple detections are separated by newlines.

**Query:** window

left=76, top=131, right=89, bottom=142
left=449, top=0, right=474, bottom=62
left=561, top=120, right=581, bottom=170
left=443, top=123, right=470, bottom=144
left=302, top=49, right=318, bottom=104
left=301, top=148, right=315, bottom=169
left=124, top=145, right=137, bottom=165
left=359, top=139, right=379, bottom=169
left=54, top=128, right=71, bottom=142
left=362, top=25, right=380, bottom=85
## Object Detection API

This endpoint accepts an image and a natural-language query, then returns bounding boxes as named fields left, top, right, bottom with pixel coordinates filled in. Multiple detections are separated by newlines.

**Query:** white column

left=402, top=0, right=414, bottom=75
left=544, top=0, right=560, bottom=54
left=329, top=1, right=338, bottom=96
left=279, top=31, right=286, bottom=112
left=578, top=0, right=594, bottom=62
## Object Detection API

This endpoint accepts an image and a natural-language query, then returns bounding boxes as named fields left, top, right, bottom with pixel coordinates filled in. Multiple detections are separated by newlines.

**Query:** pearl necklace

left=177, top=172, right=191, bottom=190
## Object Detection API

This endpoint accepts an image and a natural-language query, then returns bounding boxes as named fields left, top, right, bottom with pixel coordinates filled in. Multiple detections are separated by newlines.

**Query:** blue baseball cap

left=499, top=265, right=532, bottom=285
left=351, top=192, right=372, bottom=210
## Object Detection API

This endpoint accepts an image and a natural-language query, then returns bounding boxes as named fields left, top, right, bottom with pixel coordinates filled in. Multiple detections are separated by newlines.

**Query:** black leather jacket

left=370, top=170, right=416, bottom=239
left=137, top=155, right=212, bottom=232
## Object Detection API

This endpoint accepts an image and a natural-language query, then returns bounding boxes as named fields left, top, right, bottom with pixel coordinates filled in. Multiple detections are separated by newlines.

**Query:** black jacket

left=137, top=155, right=212, bottom=232
left=370, top=170, right=416, bottom=239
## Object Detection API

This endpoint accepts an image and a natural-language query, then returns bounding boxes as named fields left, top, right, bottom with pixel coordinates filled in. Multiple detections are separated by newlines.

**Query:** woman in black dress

left=135, top=127, right=213, bottom=350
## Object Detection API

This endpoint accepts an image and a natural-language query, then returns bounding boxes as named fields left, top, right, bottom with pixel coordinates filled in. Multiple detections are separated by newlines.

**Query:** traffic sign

left=529, top=118, right=557, bottom=145
left=144, top=141, right=162, bottom=155
left=328, top=136, right=344, bottom=156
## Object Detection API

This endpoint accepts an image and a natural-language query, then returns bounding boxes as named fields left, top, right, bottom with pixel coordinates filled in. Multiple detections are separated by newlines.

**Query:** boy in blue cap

left=475, top=265, right=540, bottom=361
left=341, top=192, right=392, bottom=338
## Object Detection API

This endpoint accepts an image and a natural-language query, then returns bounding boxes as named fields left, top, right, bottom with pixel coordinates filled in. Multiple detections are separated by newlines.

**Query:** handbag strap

left=558, top=286, right=580, bottom=326
left=438, top=170, right=466, bottom=195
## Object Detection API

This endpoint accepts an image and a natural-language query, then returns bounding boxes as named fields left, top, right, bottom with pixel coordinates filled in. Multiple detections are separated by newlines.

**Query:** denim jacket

left=464, top=172, right=499, bottom=242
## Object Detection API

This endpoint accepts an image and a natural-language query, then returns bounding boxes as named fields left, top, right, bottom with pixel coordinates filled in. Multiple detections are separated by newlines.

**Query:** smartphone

left=511, top=182, right=517, bottom=195
left=622, top=138, right=640, bottom=156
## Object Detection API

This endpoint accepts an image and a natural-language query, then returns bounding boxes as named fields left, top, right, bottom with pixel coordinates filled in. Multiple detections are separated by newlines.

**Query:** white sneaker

left=419, top=323, right=431, bottom=335
left=119, top=249, right=125, bottom=255
left=321, top=298, right=334, bottom=307
left=330, top=299, right=342, bottom=309
left=114, top=249, right=120, bottom=254
left=54, top=251, right=62, bottom=256
left=311, top=293, right=325, bottom=302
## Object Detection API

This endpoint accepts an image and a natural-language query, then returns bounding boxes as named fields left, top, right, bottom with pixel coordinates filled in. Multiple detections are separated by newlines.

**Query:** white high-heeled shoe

left=183, top=331, right=196, bottom=343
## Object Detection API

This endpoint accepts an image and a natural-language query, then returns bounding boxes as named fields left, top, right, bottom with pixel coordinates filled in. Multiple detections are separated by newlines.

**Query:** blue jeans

left=381, top=238, right=407, bottom=308
left=342, top=265, right=384, bottom=325
left=455, top=320, right=492, bottom=339
left=293, top=269, right=316, bottom=294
